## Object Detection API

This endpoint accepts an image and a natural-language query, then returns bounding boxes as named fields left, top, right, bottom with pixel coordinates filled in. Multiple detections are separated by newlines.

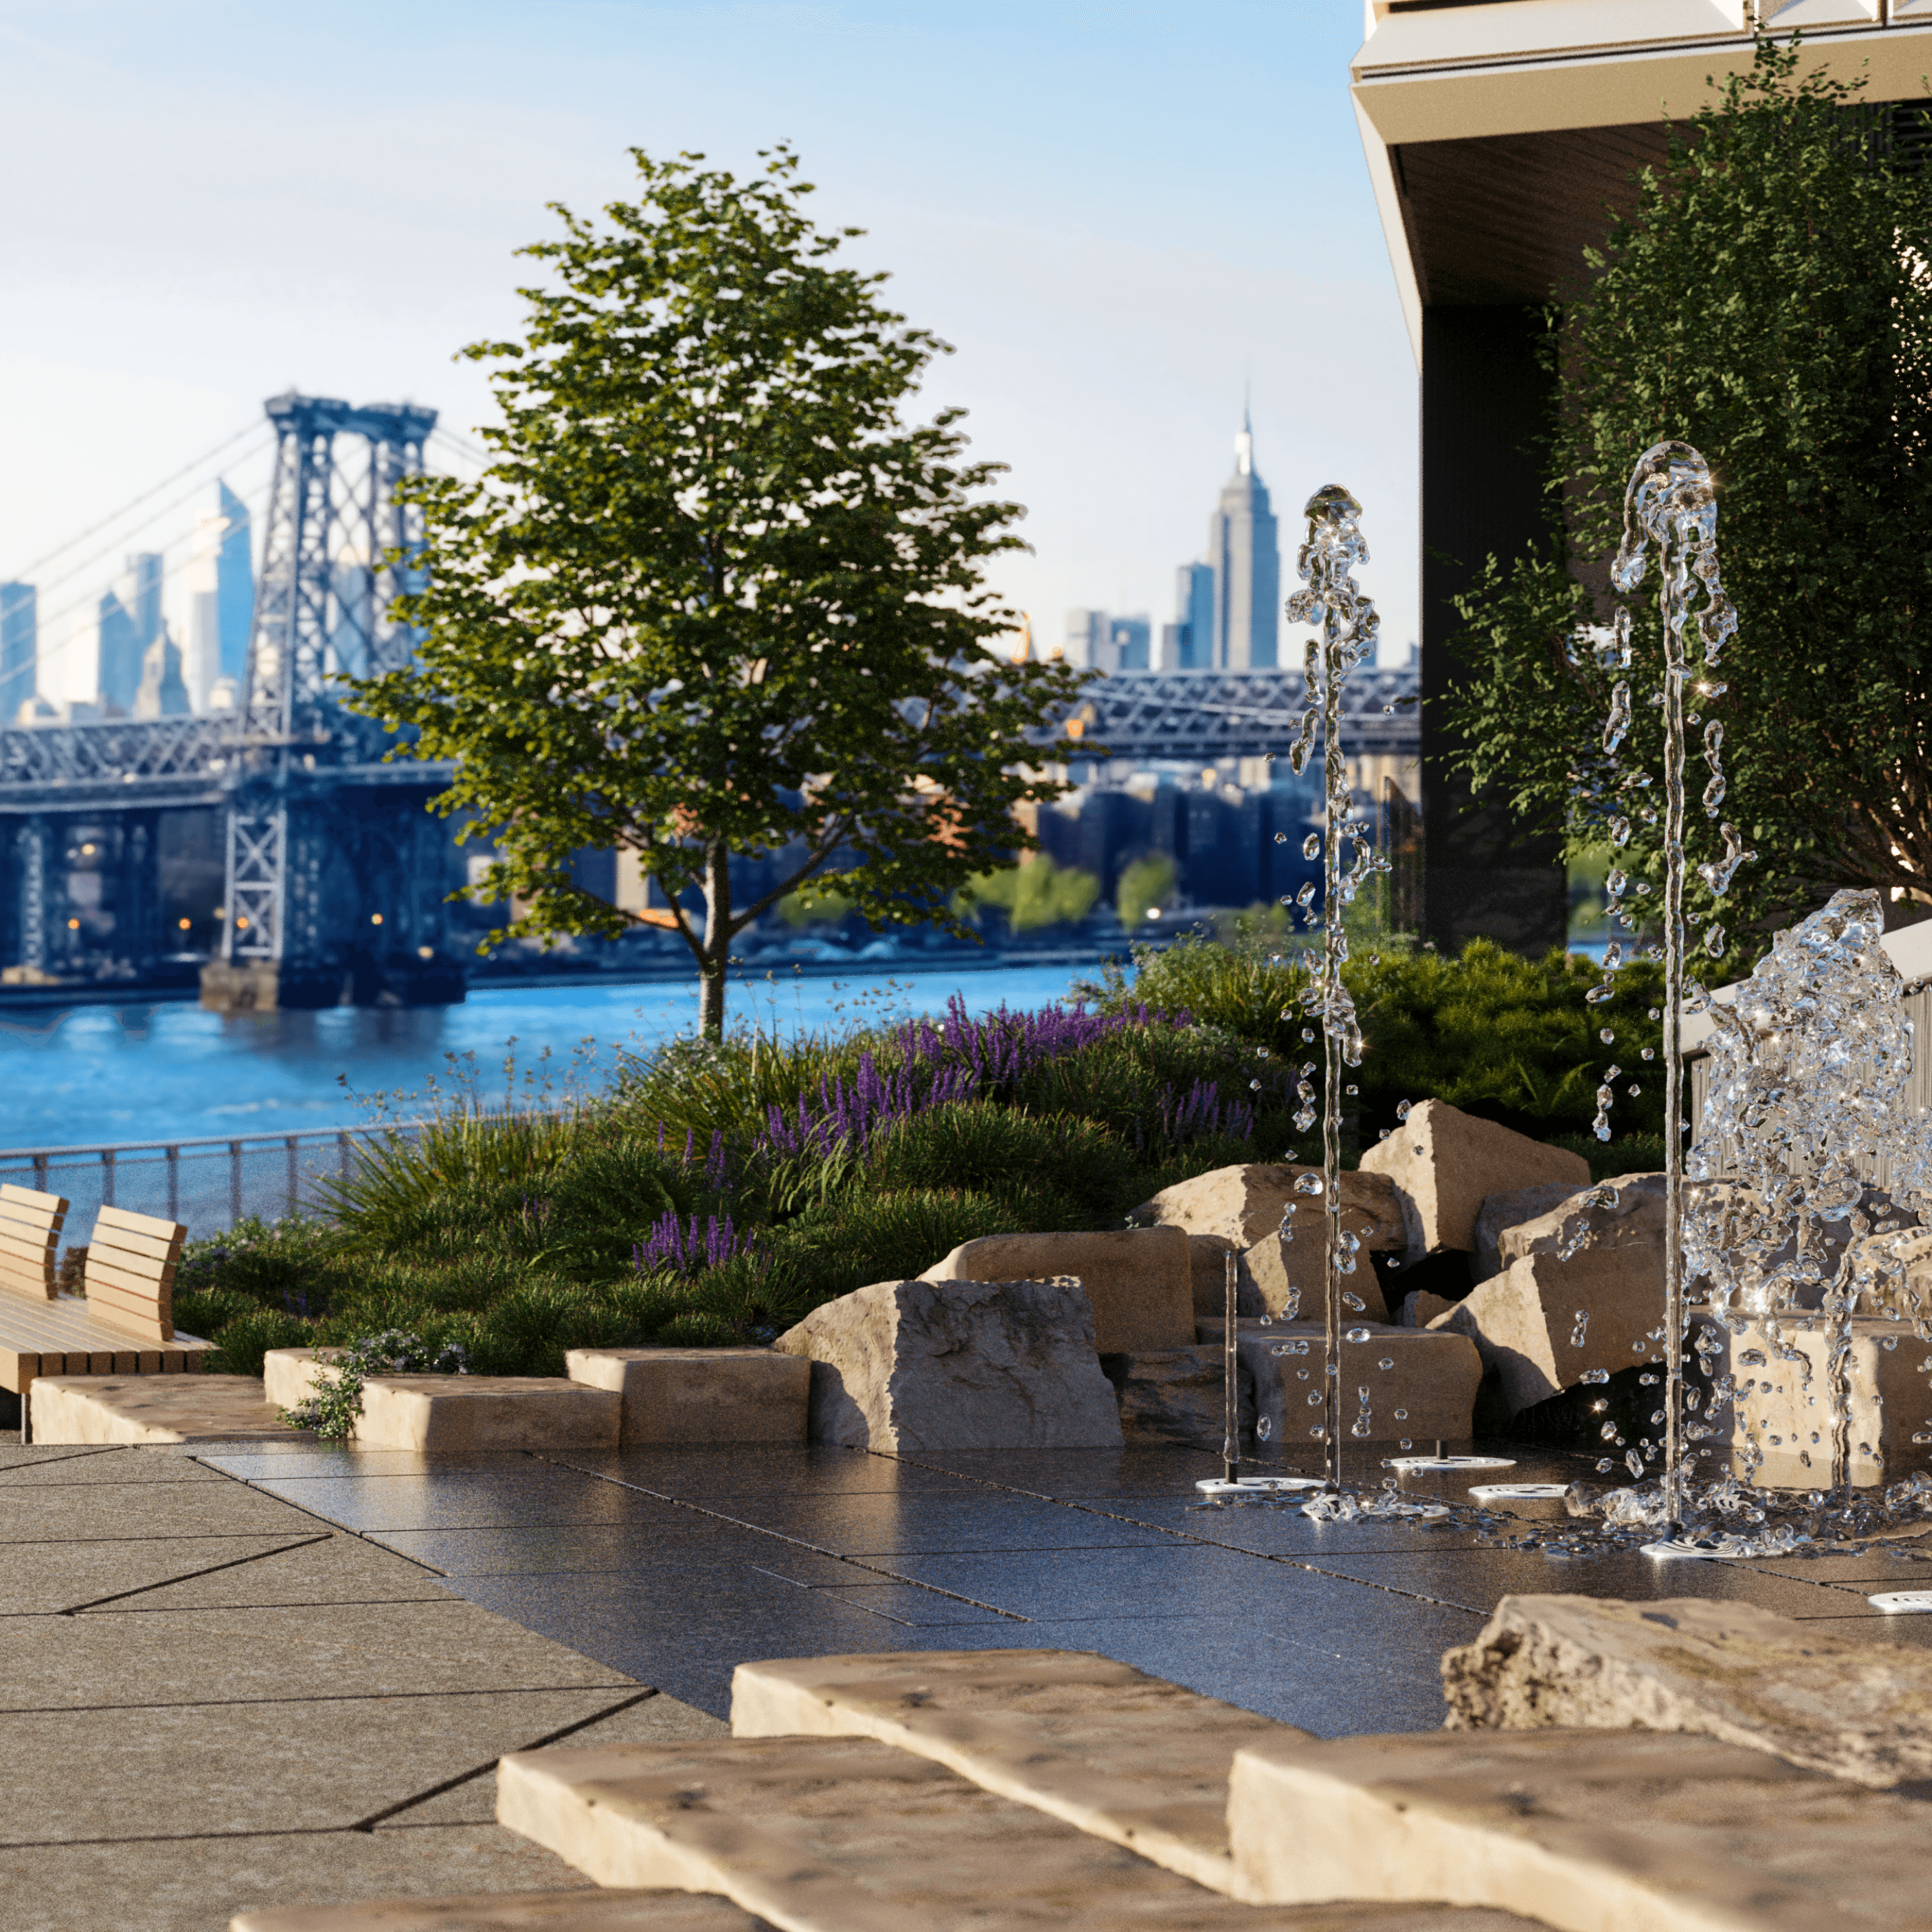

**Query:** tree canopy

left=1444, top=40, right=1932, bottom=962
left=355, top=145, right=1086, bottom=1033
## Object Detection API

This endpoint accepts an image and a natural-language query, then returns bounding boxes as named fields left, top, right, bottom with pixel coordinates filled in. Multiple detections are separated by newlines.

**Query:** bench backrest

left=0, top=1183, right=67, bottom=1304
left=82, top=1205, right=188, bottom=1344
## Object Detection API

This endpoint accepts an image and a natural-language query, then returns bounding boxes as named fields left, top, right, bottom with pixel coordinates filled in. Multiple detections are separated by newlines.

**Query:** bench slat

left=0, top=1258, right=55, bottom=1301
left=94, top=1205, right=187, bottom=1244
left=0, top=1183, right=68, bottom=1229
left=84, top=1253, right=176, bottom=1301
left=87, top=1224, right=183, bottom=1266
left=0, top=1228, right=56, bottom=1266
left=80, top=1289, right=171, bottom=1344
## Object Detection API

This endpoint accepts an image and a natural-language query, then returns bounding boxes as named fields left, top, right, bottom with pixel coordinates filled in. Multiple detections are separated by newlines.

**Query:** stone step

left=30, top=1372, right=297, bottom=1444
left=498, top=1733, right=1548, bottom=1931
left=728, top=1647, right=1288, bottom=1894
left=1227, top=1725, right=1932, bottom=1932
left=231, top=1887, right=769, bottom=1930
left=563, top=1347, right=808, bottom=1447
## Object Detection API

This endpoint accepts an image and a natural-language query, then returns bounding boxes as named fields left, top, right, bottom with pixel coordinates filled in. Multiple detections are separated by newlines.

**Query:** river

left=0, top=959, right=1113, bottom=1150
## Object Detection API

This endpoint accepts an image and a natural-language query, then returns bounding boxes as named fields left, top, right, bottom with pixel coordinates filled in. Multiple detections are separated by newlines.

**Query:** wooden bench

left=0, top=1187, right=212, bottom=1441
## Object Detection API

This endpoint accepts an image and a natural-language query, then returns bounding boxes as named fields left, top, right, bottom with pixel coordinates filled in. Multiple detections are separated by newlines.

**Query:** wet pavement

left=195, top=1438, right=1932, bottom=1732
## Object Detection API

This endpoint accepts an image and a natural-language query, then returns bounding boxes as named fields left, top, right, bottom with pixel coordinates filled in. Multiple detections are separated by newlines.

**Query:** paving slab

left=0, top=1530, right=322, bottom=1614
left=730, top=1647, right=1294, bottom=1892
left=1442, top=1591, right=1932, bottom=1786
left=239, top=1469, right=657, bottom=1533
left=3, top=1823, right=607, bottom=1932
left=107, top=1529, right=459, bottom=1610
left=498, top=1733, right=1546, bottom=1932
left=0, top=1687, right=650, bottom=1844
left=233, top=1890, right=769, bottom=1932
left=0, top=1597, right=633, bottom=1709
left=0, top=1473, right=320, bottom=1540
left=0, top=1442, right=229, bottom=1484
left=364, top=1525, right=879, bottom=1581
left=541, top=1445, right=989, bottom=1499
left=683, top=1490, right=1177, bottom=1554
left=199, top=1450, right=556, bottom=1482
left=1227, top=1726, right=1932, bottom=1931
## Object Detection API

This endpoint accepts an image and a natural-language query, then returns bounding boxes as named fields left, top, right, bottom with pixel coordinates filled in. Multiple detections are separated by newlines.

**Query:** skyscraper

left=1163, top=562, right=1214, bottom=670
left=96, top=552, right=163, bottom=714
left=182, top=481, right=254, bottom=712
left=1204, top=411, right=1279, bottom=670
left=0, top=581, right=34, bottom=722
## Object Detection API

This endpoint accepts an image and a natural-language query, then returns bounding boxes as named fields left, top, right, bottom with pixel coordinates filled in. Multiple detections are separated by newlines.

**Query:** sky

left=0, top=1, right=1417, bottom=702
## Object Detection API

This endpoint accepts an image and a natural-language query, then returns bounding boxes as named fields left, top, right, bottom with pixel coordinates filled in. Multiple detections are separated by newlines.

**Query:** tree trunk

left=697, top=840, right=733, bottom=1039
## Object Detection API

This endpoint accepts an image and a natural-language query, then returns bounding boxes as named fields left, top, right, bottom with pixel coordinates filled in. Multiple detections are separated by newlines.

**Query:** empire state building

left=1205, top=411, right=1280, bottom=670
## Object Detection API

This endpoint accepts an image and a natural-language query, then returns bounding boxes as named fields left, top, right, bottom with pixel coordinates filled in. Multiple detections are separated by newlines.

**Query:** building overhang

left=1351, top=1, right=1932, bottom=361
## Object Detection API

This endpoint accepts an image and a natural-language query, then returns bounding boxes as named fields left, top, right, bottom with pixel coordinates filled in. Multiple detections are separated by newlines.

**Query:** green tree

left=1445, top=40, right=1932, bottom=960
left=955, top=854, right=1101, bottom=933
left=354, top=146, right=1086, bottom=1035
left=1115, top=853, right=1175, bottom=930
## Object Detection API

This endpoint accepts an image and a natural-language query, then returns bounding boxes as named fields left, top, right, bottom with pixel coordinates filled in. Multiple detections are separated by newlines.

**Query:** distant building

left=1063, top=609, right=1108, bottom=670
left=1107, top=615, right=1150, bottom=672
left=1161, top=562, right=1214, bottom=671
left=133, top=621, right=191, bottom=718
left=0, top=581, right=34, bottom=722
left=181, top=481, right=254, bottom=712
left=95, top=552, right=163, bottom=715
left=1203, top=411, right=1279, bottom=670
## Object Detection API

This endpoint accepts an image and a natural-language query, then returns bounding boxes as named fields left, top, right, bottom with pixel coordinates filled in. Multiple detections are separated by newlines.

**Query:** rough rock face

left=1442, top=1591, right=1932, bottom=1788
left=921, top=1227, right=1193, bottom=1353
left=773, top=1278, right=1124, bottom=1452
left=1239, top=1320, right=1482, bottom=1448
left=1398, top=1289, right=1458, bottom=1329
left=1427, top=1248, right=1660, bottom=1415
left=1131, top=1163, right=1404, bottom=1253
left=1358, top=1101, right=1589, bottom=1260
left=1496, top=1173, right=1667, bottom=1276
left=1100, top=1345, right=1243, bottom=1448
left=1239, top=1231, right=1388, bottom=1324
left=1472, top=1183, right=1593, bottom=1283
left=1185, top=1232, right=1240, bottom=1319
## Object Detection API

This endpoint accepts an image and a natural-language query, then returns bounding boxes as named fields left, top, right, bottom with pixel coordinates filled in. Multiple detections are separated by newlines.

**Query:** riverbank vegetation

left=175, top=932, right=1662, bottom=1377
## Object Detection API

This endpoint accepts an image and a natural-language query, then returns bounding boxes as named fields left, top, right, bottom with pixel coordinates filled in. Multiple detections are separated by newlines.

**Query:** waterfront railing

left=0, top=1126, right=423, bottom=1250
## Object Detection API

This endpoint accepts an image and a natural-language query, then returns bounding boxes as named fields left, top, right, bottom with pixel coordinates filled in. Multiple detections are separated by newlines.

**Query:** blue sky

left=0, top=1, right=1416, bottom=694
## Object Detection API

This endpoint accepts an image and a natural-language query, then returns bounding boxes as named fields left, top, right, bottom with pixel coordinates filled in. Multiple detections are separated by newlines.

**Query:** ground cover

left=171, top=937, right=1662, bottom=1378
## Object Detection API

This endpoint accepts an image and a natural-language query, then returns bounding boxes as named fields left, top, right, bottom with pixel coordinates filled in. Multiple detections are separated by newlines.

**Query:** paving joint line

left=192, top=1457, right=458, bottom=1573
left=348, top=1687, right=662, bottom=1831
left=61, top=1535, right=333, bottom=1614
left=0, top=1682, right=639, bottom=1717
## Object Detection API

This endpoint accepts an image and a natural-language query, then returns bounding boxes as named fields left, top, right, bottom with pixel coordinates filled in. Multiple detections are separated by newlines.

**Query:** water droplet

left=1580, top=1368, right=1609, bottom=1384
left=1257, top=1416, right=1272, bottom=1440
left=1302, top=833, right=1320, bottom=860
left=1346, top=1326, right=1372, bottom=1343
left=1600, top=1028, right=1615, bottom=1044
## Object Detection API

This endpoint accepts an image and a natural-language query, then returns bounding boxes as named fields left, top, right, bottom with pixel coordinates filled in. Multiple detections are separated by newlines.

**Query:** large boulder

left=1099, top=1345, right=1243, bottom=1448
left=1131, top=1162, right=1404, bottom=1252
left=1426, top=1248, right=1660, bottom=1415
left=1496, top=1171, right=1667, bottom=1275
left=1442, top=1592, right=1932, bottom=1788
left=1238, top=1229, right=1388, bottom=1324
left=1237, top=1319, right=1482, bottom=1448
left=773, top=1278, right=1123, bottom=1451
left=920, top=1227, right=1192, bottom=1352
left=1472, top=1183, right=1593, bottom=1283
left=1359, top=1100, right=1589, bottom=1260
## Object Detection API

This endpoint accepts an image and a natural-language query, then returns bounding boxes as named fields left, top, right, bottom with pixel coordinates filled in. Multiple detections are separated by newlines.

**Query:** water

left=0, top=960, right=1108, bottom=1150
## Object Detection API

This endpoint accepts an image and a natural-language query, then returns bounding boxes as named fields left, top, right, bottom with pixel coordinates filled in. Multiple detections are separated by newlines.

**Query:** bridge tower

left=206, top=392, right=442, bottom=1009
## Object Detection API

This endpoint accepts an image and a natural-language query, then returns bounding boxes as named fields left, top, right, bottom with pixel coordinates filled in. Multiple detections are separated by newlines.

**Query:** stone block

left=1227, top=1722, right=1932, bottom=1929
left=1185, top=1233, right=1239, bottom=1318
left=1472, top=1183, right=1591, bottom=1283
left=30, top=1374, right=297, bottom=1444
left=1099, top=1346, right=1245, bottom=1447
left=1130, top=1162, right=1404, bottom=1254
left=1238, top=1230, right=1388, bottom=1324
left=264, top=1347, right=341, bottom=1411
left=1398, top=1291, right=1457, bottom=1329
left=355, top=1378, right=620, bottom=1453
left=920, top=1227, right=1193, bottom=1352
left=728, top=1647, right=1298, bottom=1895
left=1237, top=1320, right=1482, bottom=1449
left=1426, top=1249, right=1660, bottom=1417
left=773, top=1278, right=1123, bottom=1451
left=1441, top=1591, right=1932, bottom=1789
left=231, top=1890, right=763, bottom=1930
left=502, top=1733, right=1438, bottom=1932
left=1692, top=1313, right=1929, bottom=1488
left=564, top=1348, right=809, bottom=1447
left=1358, top=1100, right=1589, bottom=1259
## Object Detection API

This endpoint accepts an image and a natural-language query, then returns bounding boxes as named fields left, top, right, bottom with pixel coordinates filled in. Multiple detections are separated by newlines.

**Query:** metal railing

left=0, top=1124, right=423, bottom=1245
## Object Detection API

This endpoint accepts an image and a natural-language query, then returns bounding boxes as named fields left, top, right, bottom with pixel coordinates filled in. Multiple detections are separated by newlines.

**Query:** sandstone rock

left=1131, top=1163, right=1403, bottom=1254
left=773, top=1278, right=1123, bottom=1452
left=1099, top=1346, right=1241, bottom=1447
left=1239, top=1320, right=1482, bottom=1448
left=1398, top=1290, right=1457, bottom=1329
left=29, top=1373, right=292, bottom=1444
left=1239, top=1229, right=1388, bottom=1324
left=1496, top=1172, right=1666, bottom=1276
left=1692, top=1312, right=1928, bottom=1487
left=564, top=1347, right=809, bottom=1447
left=1441, top=1591, right=1932, bottom=1788
left=1426, top=1249, right=1660, bottom=1416
left=1358, top=1101, right=1588, bottom=1259
left=922, top=1227, right=1192, bottom=1352
left=1185, top=1232, right=1239, bottom=1318
left=355, top=1376, right=620, bottom=1453
left=1472, top=1183, right=1592, bottom=1283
